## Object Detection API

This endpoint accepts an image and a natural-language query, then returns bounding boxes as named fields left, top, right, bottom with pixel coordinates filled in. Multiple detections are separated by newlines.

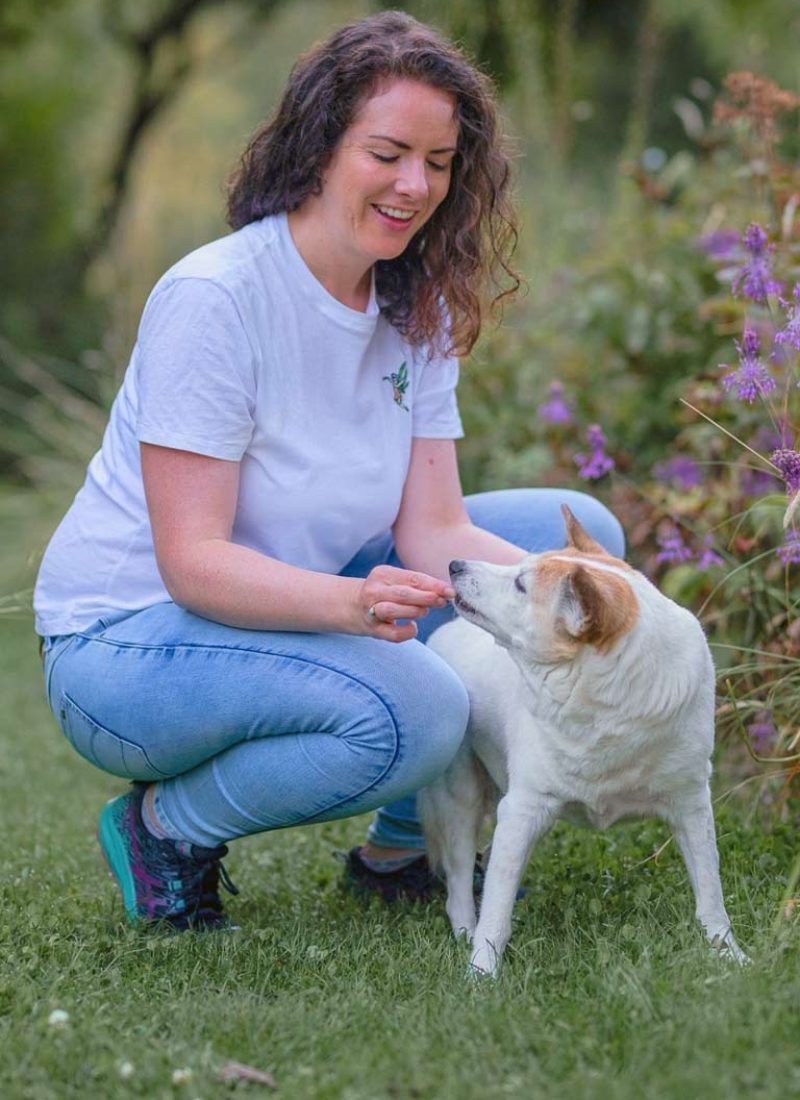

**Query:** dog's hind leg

left=668, top=789, right=747, bottom=964
left=419, top=746, right=492, bottom=940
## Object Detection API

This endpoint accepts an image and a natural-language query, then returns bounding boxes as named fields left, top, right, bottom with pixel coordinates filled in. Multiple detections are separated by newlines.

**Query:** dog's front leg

left=469, top=791, right=557, bottom=977
left=669, top=791, right=747, bottom=963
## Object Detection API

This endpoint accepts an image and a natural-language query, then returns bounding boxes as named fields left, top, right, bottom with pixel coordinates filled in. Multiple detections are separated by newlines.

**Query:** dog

left=419, top=506, right=745, bottom=976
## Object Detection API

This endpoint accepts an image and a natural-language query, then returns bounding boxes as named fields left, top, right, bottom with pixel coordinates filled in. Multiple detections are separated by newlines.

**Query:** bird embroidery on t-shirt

left=383, top=361, right=409, bottom=411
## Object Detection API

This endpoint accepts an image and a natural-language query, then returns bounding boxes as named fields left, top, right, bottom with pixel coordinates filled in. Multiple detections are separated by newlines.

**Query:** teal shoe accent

left=97, top=784, right=238, bottom=930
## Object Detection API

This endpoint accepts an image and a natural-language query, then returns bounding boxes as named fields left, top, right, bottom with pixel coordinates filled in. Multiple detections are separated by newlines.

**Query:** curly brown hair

left=226, top=10, right=519, bottom=357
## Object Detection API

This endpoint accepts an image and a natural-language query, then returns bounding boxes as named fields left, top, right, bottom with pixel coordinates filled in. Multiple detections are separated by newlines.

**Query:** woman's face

left=311, top=78, right=459, bottom=267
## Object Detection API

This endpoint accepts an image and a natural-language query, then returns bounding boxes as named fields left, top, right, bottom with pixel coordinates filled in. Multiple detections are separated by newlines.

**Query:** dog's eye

left=514, top=574, right=527, bottom=593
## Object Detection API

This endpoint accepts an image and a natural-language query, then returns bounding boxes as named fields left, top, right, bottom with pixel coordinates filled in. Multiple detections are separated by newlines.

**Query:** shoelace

left=168, top=850, right=239, bottom=929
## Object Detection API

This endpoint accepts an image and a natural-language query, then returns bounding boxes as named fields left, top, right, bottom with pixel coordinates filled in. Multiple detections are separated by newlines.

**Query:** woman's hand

left=356, top=565, right=455, bottom=643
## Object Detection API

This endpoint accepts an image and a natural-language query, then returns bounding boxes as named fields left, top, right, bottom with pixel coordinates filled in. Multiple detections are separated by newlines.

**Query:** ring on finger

left=368, top=605, right=382, bottom=622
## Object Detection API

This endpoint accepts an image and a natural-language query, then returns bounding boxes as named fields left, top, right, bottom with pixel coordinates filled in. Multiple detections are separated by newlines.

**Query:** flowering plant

left=488, top=72, right=800, bottom=811
left=638, top=73, right=800, bottom=805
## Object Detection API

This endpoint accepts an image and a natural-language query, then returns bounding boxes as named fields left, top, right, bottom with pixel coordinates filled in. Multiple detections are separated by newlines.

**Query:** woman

left=35, top=11, right=623, bottom=929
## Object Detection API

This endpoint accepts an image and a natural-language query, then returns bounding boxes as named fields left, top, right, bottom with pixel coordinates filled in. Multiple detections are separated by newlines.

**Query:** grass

left=2, top=506, right=799, bottom=1100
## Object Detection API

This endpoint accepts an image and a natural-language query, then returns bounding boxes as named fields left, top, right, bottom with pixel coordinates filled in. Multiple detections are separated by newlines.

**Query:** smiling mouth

left=372, top=204, right=418, bottom=227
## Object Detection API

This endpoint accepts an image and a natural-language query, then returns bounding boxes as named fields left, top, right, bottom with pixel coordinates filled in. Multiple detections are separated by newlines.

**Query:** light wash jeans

left=42, top=489, right=624, bottom=849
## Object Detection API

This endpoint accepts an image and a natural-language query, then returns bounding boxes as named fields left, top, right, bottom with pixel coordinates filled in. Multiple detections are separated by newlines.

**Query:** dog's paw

left=465, top=961, right=496, bottom=981
left=468, top=942, right=500, bottom=978
left=710, top=931, right=749, bottom=966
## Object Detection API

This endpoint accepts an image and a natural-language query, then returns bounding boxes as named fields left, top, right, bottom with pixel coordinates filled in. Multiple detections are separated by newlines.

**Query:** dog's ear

left=561, top=504, right=606, bottom=555
left=558, top=565, right=638, bottom=651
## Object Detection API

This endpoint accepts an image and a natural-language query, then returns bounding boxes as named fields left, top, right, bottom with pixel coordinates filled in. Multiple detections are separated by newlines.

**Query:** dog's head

left=450, top=506, right=639, bottom=663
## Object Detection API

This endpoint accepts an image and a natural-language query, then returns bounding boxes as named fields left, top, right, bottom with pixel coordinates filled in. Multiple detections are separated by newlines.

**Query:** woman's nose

left=395, top=159, right=429, bottom=200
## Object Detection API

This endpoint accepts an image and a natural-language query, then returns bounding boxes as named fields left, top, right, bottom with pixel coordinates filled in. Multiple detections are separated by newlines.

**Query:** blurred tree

left=0, top=0, right=68, bottom=46
left=0, top=0, right=287, bottom=480
left=2, top=0, right=287, bottom=353
left=85, top=1, right=281, bottom=272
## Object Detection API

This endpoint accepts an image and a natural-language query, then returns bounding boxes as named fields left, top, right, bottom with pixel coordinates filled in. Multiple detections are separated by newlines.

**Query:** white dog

left=420, top=506, right=745, bottom=976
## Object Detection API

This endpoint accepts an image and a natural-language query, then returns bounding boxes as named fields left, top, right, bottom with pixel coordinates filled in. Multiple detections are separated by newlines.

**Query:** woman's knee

left=372, top=648, right=469, bottom=793
left=463, top=486, right=625, bottom=558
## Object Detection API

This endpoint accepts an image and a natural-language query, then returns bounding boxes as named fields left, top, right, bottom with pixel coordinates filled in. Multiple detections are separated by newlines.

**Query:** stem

left=680, top=399, right=780, bottom=471
left=724, top=678, right=800, bottom=765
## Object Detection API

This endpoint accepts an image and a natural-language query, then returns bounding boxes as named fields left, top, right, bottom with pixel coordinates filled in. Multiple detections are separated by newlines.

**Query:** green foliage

left=0, top=0, right=69, bottom=48
left=3, top=0, right=799, bottom=480
left=0, top=1, right=117, bottom=353
left=631, top=73, right=800, bottom=786
left=456, top=66, right=800, bottom=819
left=457, top=178, right=725, bottom=496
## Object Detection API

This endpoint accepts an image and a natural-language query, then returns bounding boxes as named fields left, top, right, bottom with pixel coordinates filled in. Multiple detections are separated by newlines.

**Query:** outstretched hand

left=356, top=565, right=455, bottom=643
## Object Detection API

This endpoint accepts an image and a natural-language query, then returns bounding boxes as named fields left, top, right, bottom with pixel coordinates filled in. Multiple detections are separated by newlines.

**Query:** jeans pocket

left=58, top=693, right=168, bottom=781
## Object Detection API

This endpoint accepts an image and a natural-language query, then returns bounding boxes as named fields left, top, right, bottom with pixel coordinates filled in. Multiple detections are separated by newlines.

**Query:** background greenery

left=2, top=1, right=799, bottom=1096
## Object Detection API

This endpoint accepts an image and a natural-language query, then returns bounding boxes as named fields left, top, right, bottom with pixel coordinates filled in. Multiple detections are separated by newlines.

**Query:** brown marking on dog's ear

left=561, top=504, right=607, bottom=556
left=565, top=564, right=639, bottom=651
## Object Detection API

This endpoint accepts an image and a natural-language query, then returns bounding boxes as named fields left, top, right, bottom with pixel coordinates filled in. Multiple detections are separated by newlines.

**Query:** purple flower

left=743, top=425, right=792, bottom=495
left=731, top=223, right=782, bottom=303
left=770, top=448, right=800, bottom=494
left=656, top=526, right=693, bottom=565
left=574, top=424, right=614, bottom=480
left=744, top=223, right=768, bottom=252
left=537, top=381, right=572, bottom=425
left=740, top=466, right=781, bottom=496
left=575, top=451, right=615, bottom=479
left=777, top=529, right=800, bottom=564
left=752, top=422, right=791, bottom=452
left=747, top=710, right=777, bottom=753
left=774, top=284, right=800, bottom=354
left=720, top=326, right=776, bottom=403
left=696, top=535, right=723, bottom=571
left=695, top=229, right=740, bottom=259
left=653, top=455, right=702, bottom=490
left=741, top=326, right=760, bottom=357
left=586, top=424, right=606, bottom=450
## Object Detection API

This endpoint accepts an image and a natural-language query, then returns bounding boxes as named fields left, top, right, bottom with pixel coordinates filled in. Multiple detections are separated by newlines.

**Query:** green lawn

left=2, top=522, right=799, bottom=1099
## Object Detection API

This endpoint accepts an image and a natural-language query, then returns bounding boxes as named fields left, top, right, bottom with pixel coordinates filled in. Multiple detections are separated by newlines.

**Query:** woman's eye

left=371, top=152, right=449, bottom=171
left=514, top=574, right=527, bottom=593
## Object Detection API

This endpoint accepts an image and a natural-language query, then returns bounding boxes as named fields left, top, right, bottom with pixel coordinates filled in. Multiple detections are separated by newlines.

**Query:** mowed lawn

left=1, top=577, right=799, bottom=1098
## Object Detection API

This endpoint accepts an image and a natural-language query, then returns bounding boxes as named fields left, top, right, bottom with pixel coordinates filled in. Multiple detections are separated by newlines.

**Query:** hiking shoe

left=341, top=846, right=444, bottom=902
left=340, top=846, right=525, bottom=903
left=98, top=784, right=239, bottom=930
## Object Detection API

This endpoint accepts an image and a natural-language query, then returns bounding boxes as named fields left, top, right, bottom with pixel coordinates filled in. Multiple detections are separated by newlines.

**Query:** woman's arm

left=392, top=438, right=526, bottom=575
left=141, top=443, right=452, bottom=642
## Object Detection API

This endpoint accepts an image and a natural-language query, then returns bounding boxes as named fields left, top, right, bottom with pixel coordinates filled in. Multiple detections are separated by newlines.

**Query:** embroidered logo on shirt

left=383, top=361, right=410, bottom=411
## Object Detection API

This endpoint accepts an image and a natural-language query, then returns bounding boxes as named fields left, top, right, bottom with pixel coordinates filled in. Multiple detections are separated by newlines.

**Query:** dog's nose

left=449, top=559, right=466, bottom=577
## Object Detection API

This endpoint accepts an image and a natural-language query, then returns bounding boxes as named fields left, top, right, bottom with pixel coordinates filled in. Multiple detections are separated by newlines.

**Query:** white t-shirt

left=34, top=213, right=463, bottom=635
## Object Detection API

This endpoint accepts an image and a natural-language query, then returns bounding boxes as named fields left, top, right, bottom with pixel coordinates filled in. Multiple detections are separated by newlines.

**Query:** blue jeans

left=42, top=489, right=624, bottom=849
